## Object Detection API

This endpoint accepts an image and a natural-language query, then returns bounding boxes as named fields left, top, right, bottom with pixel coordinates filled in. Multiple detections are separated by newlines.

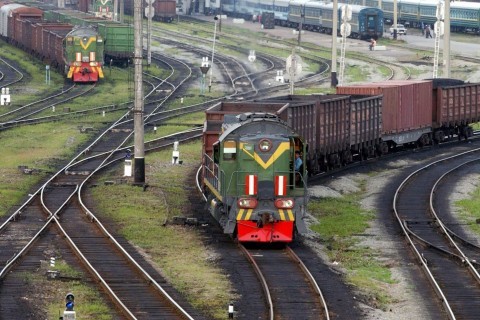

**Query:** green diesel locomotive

left=65, top=27, right=105, bottom=82
left=202, top=109, right=309, bottom=243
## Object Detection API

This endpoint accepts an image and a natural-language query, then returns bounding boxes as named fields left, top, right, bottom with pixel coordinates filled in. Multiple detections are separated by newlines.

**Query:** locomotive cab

left=204, top=113, right=308, bottom=243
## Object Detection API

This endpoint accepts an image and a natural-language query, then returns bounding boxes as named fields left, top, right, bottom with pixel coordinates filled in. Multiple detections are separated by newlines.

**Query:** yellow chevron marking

left=240, top=142, right=290, bottom=169
left=80, top=37, right=96, bottom=50
left=97, top=67, right=104, bottom=78
left=100, top=0, right=111, bottom=5
left=245, top=209, right=253, bottom=220
left=67, top=67, right=74, bottom=78
left=287, top=209, right=294, bottom=221
left=237, top=209, right=245, bottom=220
left=278, top=209, right=286, bottom=220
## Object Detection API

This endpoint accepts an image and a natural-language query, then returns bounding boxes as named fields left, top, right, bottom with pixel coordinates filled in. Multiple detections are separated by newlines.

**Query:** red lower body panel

left=73, top=69, right=99, bottom=82
left=68, top=62, right=103, bottom=83
left=237, top=220, right=294, bottom=243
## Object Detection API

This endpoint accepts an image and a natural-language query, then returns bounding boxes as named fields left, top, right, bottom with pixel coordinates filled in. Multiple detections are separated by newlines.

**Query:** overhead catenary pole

left=120, top=0, right=124, bottom=23
left=331, top=0, right=338, bottom=87
left=209, top=16, right=218, bottom=93
left=133, top=0, right=145, bottom=184
left=393, top=0, right=397, bottom=39
left=444, top=0, right=450, bottom=77
left=147, top=1, right=153, bottom=66
left=113, top=0, right=118, bottom=21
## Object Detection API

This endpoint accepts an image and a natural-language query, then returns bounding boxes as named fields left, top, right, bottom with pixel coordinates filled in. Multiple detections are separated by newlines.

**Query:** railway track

left=164, top=17, right=409, bottom=82
left=0, top=56, right=24, bottom=88
left=0, top=83, right=97, bottom=125
left=239, top=244, right=330, bottom=320
left=0, top=49, right=211, bottom=318
left=393, top=146, right=480, bottom=319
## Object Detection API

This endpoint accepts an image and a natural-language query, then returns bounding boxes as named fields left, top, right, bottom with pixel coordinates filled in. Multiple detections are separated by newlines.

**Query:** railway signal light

left=65, top=293, right=75, bottom=311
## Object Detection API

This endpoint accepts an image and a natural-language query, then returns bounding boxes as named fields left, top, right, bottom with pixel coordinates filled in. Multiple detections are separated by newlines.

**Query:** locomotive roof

left=218, top=113, right=294, bottom=141
left=67, top=26, right=99, bottom=37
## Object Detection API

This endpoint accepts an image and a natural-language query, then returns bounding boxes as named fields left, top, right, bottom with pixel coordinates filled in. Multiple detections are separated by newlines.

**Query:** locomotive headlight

left=90, top=62, right=98, bottom=66
left=274, top=198, right=294, bottom=209
left=237, top=198, right=258, bottom=209
left=74, top=62, right=82, bottom=67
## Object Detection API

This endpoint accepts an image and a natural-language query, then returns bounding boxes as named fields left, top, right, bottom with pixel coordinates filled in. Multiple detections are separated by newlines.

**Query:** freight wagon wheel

left=328, top=154, right=340, bottom=169
left=467, top=126, right=474, bottom=137
left=367, top=146, right=375, bottom=158
left=376, top=142, right=389, bottom=156
left=434, top=131, right=445, bottom=143
left=417, top=134, right=430, bottom=147
left=341, top=150, right=352, bottom=165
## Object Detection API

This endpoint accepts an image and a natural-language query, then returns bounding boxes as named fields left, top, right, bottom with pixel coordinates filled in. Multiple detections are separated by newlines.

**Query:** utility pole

left=444, top=0, right=450, bottom=77
left=393, top=0, right=397, bottom=39
left=134, top=0, right=145, bottom=184
left=120, top=0, right=124, bottom=23
left=147, top=0, right=153, bottom=66
left=209, top=16, right=218, bottom=93
left=331, top=0, right=338, bottom=87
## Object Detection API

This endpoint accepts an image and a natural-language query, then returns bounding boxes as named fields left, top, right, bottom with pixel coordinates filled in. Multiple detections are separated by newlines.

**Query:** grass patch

left=456, top=186, right=480, bottom=234
left=308, top=182, right=396, bottom=310
left=16, top=262, right=111, bottom=320
left=91, top=140, right=237, bottom=319
left=0, top=122, right=94, bottom=216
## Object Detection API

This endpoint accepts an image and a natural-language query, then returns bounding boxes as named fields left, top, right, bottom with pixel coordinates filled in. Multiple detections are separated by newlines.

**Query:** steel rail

left=393, top=147, right=480, bottom=319
left=238, top=244, right=274, bottom=320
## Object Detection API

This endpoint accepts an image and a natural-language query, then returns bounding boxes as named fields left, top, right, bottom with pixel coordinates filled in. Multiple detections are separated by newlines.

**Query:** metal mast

left=133, top=0, right=145, bottom=184
left=331, top=0, right=338, bottom=87
left=338, top=4, right=351, bottom=86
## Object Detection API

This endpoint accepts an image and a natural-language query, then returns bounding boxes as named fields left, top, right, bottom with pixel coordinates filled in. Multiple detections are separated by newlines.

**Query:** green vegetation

left=0, top=41, right=64, bottom=106
left=91, top=139, right=237, bottom=319
left=0, top=123, right=93, bottom=216
left=16, top=263, right=111, bottom=320
left=456, top=186, right=480, bottom=234
left=308, top=179, right=397, bottom=310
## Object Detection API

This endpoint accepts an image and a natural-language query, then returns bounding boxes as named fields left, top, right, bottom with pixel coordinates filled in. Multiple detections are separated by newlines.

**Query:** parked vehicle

left=389, top=23, right=406, bottom=35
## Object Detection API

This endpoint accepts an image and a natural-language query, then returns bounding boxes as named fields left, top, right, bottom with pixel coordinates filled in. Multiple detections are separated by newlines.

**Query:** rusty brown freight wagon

left=204, top=94, right=382, bottom=174
left=432, top=82, right=480, bottom=140
left=261, top=94, right=382, bottom=169
left=32, top=23, right=72, bottom=59
left=337, top=80, right=433, bottom=147
left=9, top=7, right=42, bottom=41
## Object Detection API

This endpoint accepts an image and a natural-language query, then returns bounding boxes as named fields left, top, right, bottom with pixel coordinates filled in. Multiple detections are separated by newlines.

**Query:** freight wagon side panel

left=337, top=81, right=433, bottom=134
left=34, top=23, right=73, bottom=57
left=316, top=97, right=350, bottom=155
left=153, top=0, right=177, bottom=21
left=53, top=30, right=69, bottom=69
left=24, top=19, right=34, bottom=52
left=349, top=95, right=382, bottom=151
left=436, top=83, right=480, bottom=126
left=98, top=23, right=134, bottom=58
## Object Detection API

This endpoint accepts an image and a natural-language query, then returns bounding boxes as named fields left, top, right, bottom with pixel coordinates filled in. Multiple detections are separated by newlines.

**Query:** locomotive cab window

left=223, top=140, right=237, bottom=160
left=213, top=142, right=220, bottom=164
